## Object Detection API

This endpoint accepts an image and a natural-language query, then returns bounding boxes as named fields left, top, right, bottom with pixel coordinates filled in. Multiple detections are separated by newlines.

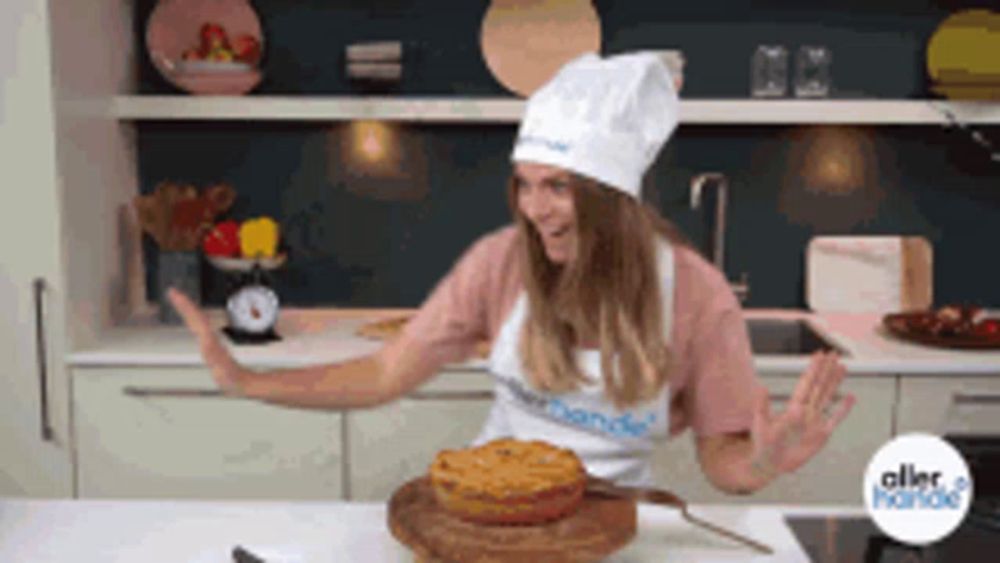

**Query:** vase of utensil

left=158, top=250, right=201, bottom=324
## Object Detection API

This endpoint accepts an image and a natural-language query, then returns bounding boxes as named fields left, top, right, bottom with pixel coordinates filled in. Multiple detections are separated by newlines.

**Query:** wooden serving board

left=480, top=0, right=602, bottom=97
left=388, top=476, right=637, bottom=563
left=806, top=236, right=932, bottom=314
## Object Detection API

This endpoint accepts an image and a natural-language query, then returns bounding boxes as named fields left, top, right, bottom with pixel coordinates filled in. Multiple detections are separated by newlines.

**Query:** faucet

left=689, top=172, right=750, bottom=304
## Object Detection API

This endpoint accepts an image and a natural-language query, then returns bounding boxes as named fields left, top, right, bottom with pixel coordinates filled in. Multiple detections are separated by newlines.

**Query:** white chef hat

left=511, top=51, right=680, bottom=199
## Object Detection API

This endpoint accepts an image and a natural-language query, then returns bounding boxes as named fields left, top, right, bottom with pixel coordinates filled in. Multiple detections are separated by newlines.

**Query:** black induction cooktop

left=784, top=515, right=998, bottom=563
left=786, top=434, right=1000, bottom=562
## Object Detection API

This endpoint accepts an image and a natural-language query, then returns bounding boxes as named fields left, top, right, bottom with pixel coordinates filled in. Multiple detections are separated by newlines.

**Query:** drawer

left=74, top=367, right=343, bottom=500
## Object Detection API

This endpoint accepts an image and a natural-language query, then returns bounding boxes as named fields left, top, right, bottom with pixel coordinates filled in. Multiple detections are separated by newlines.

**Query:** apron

left=472, top=239, right=675, bottom=487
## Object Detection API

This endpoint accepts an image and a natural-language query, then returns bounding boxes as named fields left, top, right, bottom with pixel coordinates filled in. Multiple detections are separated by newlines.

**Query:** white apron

left=472, top=240, right=675, bottom=487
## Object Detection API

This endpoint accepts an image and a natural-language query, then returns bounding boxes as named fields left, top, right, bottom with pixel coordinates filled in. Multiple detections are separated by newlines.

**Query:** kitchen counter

left=68, top=308, right=1000, bottom=375
left=0, top=497, right=864, bottom=562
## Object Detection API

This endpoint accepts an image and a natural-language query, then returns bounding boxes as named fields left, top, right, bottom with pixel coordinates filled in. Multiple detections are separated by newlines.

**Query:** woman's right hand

left=167, top=287, right=247, bottom=395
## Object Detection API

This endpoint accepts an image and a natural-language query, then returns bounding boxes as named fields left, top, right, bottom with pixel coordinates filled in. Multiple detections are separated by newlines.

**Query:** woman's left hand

left=749, top=350, right=856, bottom=477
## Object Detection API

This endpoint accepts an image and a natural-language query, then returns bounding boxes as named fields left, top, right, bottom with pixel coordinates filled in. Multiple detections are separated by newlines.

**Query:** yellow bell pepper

left=239, top=217, right=280, bottom=258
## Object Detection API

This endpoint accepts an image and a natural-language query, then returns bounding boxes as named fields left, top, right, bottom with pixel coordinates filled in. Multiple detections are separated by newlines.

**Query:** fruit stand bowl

left=206, top=253, right=287, bottom=273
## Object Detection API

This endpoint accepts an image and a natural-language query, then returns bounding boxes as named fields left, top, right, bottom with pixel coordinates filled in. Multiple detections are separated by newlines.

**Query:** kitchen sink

left=745, top=318, right=845, bottom=356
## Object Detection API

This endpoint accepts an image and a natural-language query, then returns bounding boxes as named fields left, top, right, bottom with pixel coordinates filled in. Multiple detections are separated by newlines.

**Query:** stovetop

left=784, top=514, right=999, bottom=563
left=785, top=434, right=1000, bottom=562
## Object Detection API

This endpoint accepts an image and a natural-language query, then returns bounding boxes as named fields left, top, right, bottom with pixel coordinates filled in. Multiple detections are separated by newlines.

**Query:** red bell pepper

left=202, top=220, right=241, bottom=257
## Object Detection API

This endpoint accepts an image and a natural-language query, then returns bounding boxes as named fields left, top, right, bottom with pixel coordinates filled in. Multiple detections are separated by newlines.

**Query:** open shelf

left=110, top=96, right=1000, bottom=125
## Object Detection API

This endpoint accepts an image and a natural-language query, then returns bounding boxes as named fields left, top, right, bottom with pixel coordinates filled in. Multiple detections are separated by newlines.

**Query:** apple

left=231, top=34, right=261, bottom=64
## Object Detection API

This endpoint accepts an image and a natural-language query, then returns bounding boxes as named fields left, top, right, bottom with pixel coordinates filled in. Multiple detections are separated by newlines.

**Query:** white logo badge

left=863, top=433, right=973, bottom=545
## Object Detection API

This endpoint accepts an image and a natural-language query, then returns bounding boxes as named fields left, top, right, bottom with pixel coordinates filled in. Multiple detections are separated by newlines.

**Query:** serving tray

left=882, top=312, right=1000, bottom=349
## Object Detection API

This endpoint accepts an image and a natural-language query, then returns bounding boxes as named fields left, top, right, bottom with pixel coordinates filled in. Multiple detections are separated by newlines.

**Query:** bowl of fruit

left=882, top=305, right=1000, bottom=349
left=146, top=0, right=264, bottom=95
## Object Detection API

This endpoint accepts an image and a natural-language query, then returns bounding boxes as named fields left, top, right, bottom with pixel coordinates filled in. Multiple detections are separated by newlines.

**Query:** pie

left=428, top=438, right=587, bottom=525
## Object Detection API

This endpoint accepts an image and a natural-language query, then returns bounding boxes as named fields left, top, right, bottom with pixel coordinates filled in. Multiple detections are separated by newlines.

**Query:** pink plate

left=145, top=0, right=264, bottom=95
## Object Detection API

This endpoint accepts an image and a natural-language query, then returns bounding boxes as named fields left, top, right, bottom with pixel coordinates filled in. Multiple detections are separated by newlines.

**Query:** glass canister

left=795, top=45, right=832, bottom=98
left=157, top=250, right=201, bottom=324
left=751, top=45, right=788, bottom=98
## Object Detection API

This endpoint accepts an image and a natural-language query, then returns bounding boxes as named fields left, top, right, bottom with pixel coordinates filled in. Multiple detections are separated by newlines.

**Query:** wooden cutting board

left=357, top=316, right=493, bottom=358
left=806, top=236, right=933, bottom=313
left=388, top=476, right=636, bottom=563
left=480, top=0, right=602, bottom=97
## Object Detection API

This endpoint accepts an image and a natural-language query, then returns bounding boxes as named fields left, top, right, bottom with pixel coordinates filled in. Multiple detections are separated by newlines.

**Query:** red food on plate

left=973, top=319, right=1000, bottom=338
left=884, top=304, right=1000, bottom=349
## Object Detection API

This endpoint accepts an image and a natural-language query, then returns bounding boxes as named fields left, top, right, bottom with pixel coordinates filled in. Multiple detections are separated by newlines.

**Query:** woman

left=169, top=51, right=855, bottom=492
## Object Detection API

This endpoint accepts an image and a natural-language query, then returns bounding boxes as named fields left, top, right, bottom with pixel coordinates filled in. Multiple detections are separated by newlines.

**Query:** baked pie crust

left=428, top=438, right=587, bottom=525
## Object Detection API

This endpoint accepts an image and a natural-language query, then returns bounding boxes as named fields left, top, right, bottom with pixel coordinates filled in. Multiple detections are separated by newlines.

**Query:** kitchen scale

left=207, top=254, right=286, bottom=345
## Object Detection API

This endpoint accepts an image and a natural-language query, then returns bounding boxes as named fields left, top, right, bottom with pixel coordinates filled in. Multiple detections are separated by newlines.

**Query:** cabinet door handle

left=406, top=390, right=494, bottom=401
left=122, top=388, right=496, bottom=401
left=33, top=278, right=54, bottom=442
left=768, top=393, right=844, bottom=404
left=123, top=386, right=229, bottom=398
left=953, top=393, right=1000, bottom=406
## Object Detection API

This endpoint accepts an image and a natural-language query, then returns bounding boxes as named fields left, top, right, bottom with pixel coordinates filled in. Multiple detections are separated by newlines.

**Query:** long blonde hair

left=508, top=174, right=691, bottom=410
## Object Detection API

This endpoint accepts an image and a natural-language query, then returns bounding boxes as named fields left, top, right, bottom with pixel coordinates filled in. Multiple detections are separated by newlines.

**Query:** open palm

left=167, top=287, right=246, bottom=394
left=751, top=351, right=856, bottom=475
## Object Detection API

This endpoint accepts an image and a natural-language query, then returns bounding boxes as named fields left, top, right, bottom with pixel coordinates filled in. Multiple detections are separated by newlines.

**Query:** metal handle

left=769, top=393, right=844, bottom=403
left=123, top=386, right=229, bottom=398
left=731, top=272, right=750, bottom=304
left=689, top=172, right=728, bottom=270
left=953, top=393, right=1000, bottom=406
left=33, top=278, right=54, bottom=442
left=122, top=387, right=495, bottom=401
left=406, top=390, right=494, bottom=401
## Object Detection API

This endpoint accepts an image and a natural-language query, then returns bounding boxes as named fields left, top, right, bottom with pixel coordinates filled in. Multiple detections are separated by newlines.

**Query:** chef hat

left=511, top=51, right=680, bottom=199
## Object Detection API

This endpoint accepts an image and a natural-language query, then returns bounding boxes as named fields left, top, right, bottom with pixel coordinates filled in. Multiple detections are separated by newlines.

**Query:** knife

left=232, top=545, right=266, bottom=563
left=585, top=476, right=774, bottom=555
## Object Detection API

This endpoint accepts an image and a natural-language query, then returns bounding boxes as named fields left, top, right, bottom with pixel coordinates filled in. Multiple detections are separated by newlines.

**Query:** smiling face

left=513, top=162, right=578, bottom=264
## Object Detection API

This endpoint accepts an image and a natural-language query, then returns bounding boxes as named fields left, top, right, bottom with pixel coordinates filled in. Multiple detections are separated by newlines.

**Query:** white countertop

left=67, top=308, right=1000, bottom=375
left=0, top=498, right=865, bottom=562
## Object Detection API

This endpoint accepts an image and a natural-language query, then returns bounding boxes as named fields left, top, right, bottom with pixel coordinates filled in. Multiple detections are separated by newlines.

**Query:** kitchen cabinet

left=896, top=375, right=1000, bottom=436
left=0, top=0, right=73, bottom=497
left=346, top=370, right=494, bottom=501
left=651, top=374, right=895, bottom=505
left=74, top=367, right=344, bottom=500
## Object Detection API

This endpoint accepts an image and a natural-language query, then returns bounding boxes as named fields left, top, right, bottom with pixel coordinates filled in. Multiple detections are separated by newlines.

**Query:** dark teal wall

left=136, top=1, right=1000, bottom=308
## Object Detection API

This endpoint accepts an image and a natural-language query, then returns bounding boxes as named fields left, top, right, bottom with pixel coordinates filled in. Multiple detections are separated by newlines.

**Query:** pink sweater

left=400, top=225, right=759, bottom=439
